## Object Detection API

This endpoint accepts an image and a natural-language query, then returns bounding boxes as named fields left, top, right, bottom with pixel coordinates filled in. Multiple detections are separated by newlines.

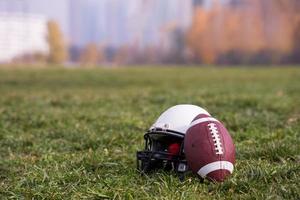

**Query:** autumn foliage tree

left=187, top=0, right=300, bottom=64
left=293, top=21, right=300, bottom=62
left=80, top=43, right=103, bottom=66
left=47, top=20, right=68, bottom=64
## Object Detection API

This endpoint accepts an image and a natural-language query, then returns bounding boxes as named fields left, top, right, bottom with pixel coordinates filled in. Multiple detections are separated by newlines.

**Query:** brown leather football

left=184, top=114, right=235, bottom=182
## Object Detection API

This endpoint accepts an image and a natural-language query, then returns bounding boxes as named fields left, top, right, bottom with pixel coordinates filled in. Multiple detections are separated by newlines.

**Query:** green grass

left=0, top=66, right=299, bottom=199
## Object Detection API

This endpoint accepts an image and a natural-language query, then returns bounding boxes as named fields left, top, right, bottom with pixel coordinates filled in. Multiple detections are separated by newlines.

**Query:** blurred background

left=0, top=0, right=300, bottom=66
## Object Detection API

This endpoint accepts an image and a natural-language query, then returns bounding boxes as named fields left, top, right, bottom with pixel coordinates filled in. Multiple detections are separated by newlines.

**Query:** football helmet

left=136, top=104, right=210, bottom=180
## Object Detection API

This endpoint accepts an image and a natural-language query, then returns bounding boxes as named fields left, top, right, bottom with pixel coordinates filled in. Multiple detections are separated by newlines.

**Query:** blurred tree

left=113, top=46, right=130, bottom=65
left=193, top=0, right=204, bottom=6
left=47, top=20, right=68, bottom=64
left=187, top=7, right=219, bottom=64
left=291, top=17, right=300, bottom=63
left=187, top=0, right=300, bottom=64
left=80, top=43, right=103, bottom=66
left=12, top=52, right=48, bottom=64
left=69, top=46, right=81, bottom=63
left=165, top=29, right=186, bottom=63
left=159, top=25, right=186, bottom=64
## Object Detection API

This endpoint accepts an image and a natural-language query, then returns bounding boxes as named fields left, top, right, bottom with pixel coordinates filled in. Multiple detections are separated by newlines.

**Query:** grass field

left=0, top=67, right=299, bottom=199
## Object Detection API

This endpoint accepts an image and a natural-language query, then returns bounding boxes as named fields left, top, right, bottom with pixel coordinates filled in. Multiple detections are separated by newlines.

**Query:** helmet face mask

left=136, top=105, right=210, bottom=180
left=136, top=129, right=187, bottom=175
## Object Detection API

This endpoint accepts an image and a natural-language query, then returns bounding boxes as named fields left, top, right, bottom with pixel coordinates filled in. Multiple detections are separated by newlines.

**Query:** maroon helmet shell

left=184, top=114, right=235, bottom=182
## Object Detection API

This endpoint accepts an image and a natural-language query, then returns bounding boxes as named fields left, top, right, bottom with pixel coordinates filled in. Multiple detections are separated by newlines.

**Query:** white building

left=0, top=13, right=49, bottom=62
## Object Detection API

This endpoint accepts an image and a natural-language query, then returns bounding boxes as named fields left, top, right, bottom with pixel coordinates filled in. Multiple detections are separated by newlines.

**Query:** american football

left=184, top=114, right=235, bottom=182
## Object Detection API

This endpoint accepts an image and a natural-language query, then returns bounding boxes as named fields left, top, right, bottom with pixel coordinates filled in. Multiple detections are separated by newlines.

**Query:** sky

left=0, top=0, right=69, bottom=34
